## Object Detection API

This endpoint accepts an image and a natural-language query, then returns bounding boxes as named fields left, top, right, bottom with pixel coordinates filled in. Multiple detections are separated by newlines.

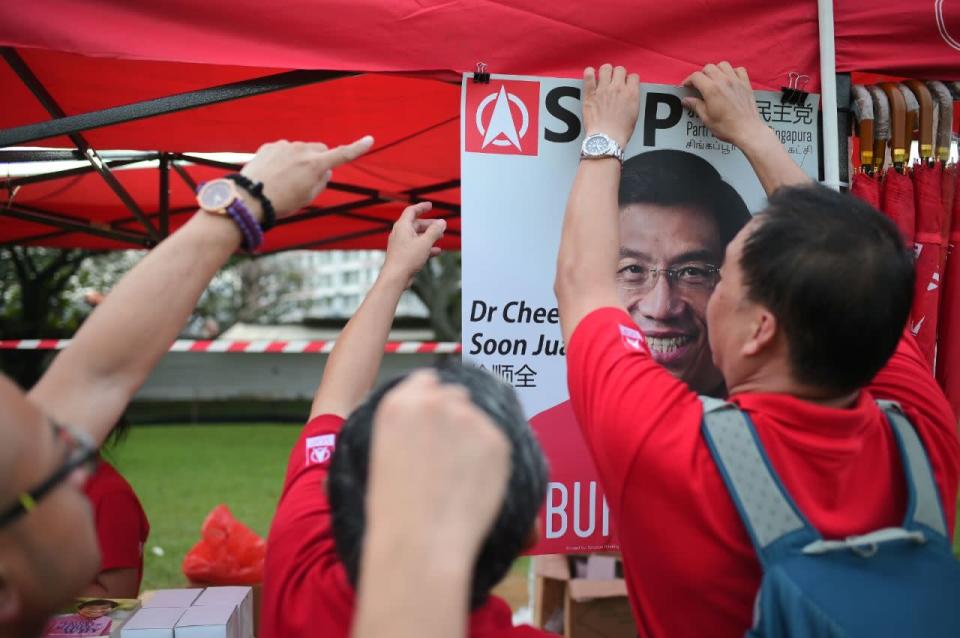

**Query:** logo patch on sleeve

left=618, top=324, right=646, bottom=352
left=306, top=434, right=336, bottom=466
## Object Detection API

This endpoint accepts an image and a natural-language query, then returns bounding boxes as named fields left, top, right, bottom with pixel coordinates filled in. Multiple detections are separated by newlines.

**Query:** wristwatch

left=580, top=133, right=625, bottom=163
left=196, top=178, right=264, bottom=251
left=197, top=178, right=243, bottom=216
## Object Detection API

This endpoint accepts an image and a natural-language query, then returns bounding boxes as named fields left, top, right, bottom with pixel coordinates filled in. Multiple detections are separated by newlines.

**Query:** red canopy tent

left=2, top=0, right=954, bottom=251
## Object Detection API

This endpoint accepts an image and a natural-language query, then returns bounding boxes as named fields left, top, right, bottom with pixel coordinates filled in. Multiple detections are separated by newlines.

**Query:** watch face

left=199, top=180, right=235, bottom=210
left=585, top=135, right=611, bottom=155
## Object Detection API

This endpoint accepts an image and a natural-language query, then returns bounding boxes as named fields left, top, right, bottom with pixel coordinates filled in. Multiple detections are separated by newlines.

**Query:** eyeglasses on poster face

left=616, top=263, right=721, bottom=295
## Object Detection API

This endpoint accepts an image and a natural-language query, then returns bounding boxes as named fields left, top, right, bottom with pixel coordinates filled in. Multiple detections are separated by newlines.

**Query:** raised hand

left=682, top=62, right=766, bottom=146
left=364, top=371, right=511, bottom=558
left=241, top=136, right=375, bottom=218
left=582, top=64, right=641, bottom=149
left=382, top=202, right=446, bottom=285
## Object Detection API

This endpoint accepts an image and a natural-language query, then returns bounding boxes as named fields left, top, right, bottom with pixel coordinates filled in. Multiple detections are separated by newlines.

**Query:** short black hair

left=328, top=363, right=548, bottom=610
left=740, top=184, right=915, bottom=393
left=77, top=599, right=118, bottom=609
left=619, top=149, right=752, bottom=247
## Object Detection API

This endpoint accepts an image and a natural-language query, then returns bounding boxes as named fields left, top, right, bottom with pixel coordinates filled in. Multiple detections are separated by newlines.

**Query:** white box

left=142, top=589, right=204, bottom=609
left=192, top=587, right=254, bottom=638
left=174, top=605, right=238, bottom=638
left=121, top=607, right=187, bottom=638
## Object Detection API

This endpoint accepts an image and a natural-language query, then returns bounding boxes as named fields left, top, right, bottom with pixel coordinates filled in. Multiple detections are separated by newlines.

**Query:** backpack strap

left=700, top=397, right=817, bottom=567
left=875, top=400, right=948, bottom=538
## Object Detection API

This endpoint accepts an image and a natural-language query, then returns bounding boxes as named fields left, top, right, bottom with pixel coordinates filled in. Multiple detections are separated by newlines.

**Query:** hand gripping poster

left=460, top=74, right=819, bottom=554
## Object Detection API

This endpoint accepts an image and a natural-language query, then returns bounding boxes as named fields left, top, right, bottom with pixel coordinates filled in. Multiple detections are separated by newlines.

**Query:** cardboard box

left=192, top=588, right=253, bottom=638
left=174, top=605, right=238, bottom=638
left=142, top=590, right=204, bottom=609
left=188, top=582, right=261, bottom=636
left=533, top=554, right=636, bottom=638
left=121, top=608, right=187, bottom=638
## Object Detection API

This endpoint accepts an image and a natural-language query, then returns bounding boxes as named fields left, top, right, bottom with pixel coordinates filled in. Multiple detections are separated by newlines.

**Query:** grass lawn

left=110, top=424, right=300, bottom=591
left=113, top=423, right=960, bottom=594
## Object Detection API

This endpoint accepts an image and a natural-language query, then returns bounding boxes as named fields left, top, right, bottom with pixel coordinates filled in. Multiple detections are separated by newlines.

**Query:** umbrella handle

left=880, top=83, right=907, bottom=168
left=926, top=82, right=954, bottom=163
left=904, top=81, right=934, bottom=160
left=867, top=85, right=891, bottom=171
left=851, top=85, right=876, bottom=169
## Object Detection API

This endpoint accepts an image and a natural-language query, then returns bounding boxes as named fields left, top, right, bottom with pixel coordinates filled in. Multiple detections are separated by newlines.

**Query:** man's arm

left=352, top=372, right=510, bottom=638
left=29, top=138, right=374, bottom=446
left=682, top=62, right=811, bottom=195
left=556, top=64, right=640, bottom=343
left=309, top=202, right=445, bottom=419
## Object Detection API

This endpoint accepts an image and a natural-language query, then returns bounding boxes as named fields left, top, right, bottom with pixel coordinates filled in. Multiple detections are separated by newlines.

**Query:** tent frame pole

left=3, top=48, right=161, bottom=240
left=0, top=48, right=355, bottom=148
left=0, top=203, right=151, bottom=245
left=3, top=155, right=156, bottom=188
left=269, top=211, right=461, bottom=253
left=0, top=50, right=460, bottom=250
left=158, top=153, right=170, bottom=238
left=818, top=0, right=841, bottom=191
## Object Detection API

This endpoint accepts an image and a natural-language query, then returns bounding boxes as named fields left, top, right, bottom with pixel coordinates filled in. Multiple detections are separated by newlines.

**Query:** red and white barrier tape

left=0, top=339, right=462, bottom=354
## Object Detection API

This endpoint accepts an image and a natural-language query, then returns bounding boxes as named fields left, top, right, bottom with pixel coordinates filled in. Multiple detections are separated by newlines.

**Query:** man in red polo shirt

left=261, top=203, right=552, bottom=638
left=554, top=62, right=960, bottom=637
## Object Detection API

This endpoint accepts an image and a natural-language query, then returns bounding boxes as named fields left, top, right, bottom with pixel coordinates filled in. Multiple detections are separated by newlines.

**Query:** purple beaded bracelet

left=225, top=197, right=264, bottom=252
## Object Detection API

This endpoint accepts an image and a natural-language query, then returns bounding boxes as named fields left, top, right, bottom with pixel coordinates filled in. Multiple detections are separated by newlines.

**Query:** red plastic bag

left=182, top=504, right=265, bottom=585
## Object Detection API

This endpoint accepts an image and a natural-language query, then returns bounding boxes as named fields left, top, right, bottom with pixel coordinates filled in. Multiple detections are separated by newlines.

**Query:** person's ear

left=742, top=308, right=777, bottom=357
left=522, top=519, right=540, bottom=551
left=0, top=564, right=22, bottom=623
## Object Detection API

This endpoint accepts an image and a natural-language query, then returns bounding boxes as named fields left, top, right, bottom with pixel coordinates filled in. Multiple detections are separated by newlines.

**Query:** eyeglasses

left=0, top=419, right=99, bottom=528
left=616, top=263, right=720, bottom=295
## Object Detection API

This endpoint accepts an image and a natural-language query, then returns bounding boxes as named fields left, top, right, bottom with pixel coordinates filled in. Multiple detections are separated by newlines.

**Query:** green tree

left=411, top=251, right=461, bottom=341
left=0, top=247, right=92, bottom=387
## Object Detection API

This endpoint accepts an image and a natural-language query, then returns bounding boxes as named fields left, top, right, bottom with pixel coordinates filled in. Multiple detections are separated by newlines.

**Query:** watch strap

left=226, top=173, right=277, bottom=231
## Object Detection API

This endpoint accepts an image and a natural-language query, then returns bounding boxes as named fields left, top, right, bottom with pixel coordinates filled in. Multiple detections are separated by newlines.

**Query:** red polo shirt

left=261, top=414, right=553, bottom=638
left=83, top=459, right=150, bottom=590
left=567, top=307, right=960, bottom=638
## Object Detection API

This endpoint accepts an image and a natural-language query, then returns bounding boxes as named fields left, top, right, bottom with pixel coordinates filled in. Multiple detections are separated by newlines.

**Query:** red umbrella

left=881, top=169, right=916, bottom=247
left=851, top=172, right=881, bottom=208
left=936, top=167, right=960, bottom=418
left=910, top=162, right=946, bottom=367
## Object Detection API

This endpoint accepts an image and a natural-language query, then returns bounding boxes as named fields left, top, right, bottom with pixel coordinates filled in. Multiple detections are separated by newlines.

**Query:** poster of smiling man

left=461, top=73, right=819, bottom=554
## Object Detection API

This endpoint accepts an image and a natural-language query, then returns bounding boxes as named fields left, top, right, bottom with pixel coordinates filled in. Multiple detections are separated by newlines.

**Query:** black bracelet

left=226, top=173, right=276, bottom=231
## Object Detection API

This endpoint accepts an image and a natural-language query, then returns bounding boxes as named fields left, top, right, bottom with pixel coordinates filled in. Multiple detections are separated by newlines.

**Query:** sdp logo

left=465, top=80, right=540, bottom=156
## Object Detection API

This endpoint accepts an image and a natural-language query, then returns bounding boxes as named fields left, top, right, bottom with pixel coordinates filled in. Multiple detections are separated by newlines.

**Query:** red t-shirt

left=567, top=307, right=960, bottom=638
left=83, top=459, right=150, bottom=590
left=261, top=414, right=553, bottom=638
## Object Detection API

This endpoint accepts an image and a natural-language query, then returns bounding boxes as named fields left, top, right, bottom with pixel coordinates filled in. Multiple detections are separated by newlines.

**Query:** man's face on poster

left=617, top=204, right=725, bottom=395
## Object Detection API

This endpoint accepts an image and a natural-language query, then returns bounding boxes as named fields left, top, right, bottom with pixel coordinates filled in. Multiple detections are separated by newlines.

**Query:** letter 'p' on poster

left=460, top=74, right=819, bottom=554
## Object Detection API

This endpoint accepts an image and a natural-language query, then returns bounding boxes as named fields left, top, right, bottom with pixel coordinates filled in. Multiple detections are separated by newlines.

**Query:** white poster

left=461, top=73, right=819, bottom=553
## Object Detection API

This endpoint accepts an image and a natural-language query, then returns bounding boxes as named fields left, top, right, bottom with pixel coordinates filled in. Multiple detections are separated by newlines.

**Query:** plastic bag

left=182, top=504, right=265, bottom=585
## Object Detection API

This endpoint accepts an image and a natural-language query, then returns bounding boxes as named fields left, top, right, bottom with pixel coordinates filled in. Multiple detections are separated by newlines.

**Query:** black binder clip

left=473, top=62, right=490, bottom=84
left=781, top=72, right=810, bottom=105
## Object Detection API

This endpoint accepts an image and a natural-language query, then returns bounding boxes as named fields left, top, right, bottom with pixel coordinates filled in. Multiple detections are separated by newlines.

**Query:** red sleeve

left=262, top=414, right=355, bottom=638
left=867, top=333, right=960, bottom=535
left=565, top=307, right=703, bottom=508
left=94, top=489, right=145, bottom=572
left=272, top=414, right=346, bottom=574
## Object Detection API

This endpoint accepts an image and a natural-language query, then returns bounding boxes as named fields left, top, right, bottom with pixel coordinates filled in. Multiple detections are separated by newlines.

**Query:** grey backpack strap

left=876, top=400, right=948, bottom=537
left=700, top=397, right=811, bottom=564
